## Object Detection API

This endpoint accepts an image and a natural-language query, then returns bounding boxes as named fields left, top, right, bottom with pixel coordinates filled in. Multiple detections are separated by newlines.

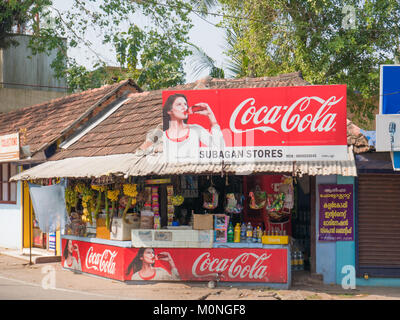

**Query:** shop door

left=357, top=174, right=400, bottom=277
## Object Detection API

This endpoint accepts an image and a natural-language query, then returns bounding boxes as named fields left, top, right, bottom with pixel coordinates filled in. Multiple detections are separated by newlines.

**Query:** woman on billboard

left=126, top=248, right=180, bottom=281
left=62, top=239, right=82, bottom=271
left=162, top=93, right=225, bottom=162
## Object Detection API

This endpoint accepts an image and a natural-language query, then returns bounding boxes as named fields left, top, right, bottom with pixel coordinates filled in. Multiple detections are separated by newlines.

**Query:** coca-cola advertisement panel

left=123, top=247, right=288, bottom=283
left=62, top=238, right=288, bottom=283
left=61, top=238, right=126, bottom=281
left=162, top=85, right=347, bottom=163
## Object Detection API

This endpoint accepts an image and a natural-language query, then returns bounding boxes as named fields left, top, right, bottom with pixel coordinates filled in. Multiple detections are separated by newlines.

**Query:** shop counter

left=63, top=234, right=132, bottom=247
left=61, top=234, right=291, bottom=289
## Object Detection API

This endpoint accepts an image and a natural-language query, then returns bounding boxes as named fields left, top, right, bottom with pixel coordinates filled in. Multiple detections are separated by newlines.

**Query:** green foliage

left=217, top=0, right=400, bottom=127
left=0, top=0, right=51, bottom=48
left=2, top=0, right=201, bottom=92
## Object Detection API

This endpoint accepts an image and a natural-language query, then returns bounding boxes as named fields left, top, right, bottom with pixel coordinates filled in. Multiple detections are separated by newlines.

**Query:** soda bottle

left=234, top=223, right=241, bottom=243
left=299, top=251, right=304, bottom=270
left=240, top=222, right=246, bottom=242
left=257, top=226, right=262, bottom=243
left=227, top=222, right=234, bottom=243
left=246, top=222, right=253, bottom=243
left=294, top=251, right=300, bottom=271
left=291, top=251, right=295, bottom=270
left=252, top=226, right=257, bottom=243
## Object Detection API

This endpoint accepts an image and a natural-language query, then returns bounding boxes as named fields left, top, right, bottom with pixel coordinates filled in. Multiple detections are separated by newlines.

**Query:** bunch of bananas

left=171, top=194, right=184, bottom=206
left=122, top=184, right=138, bottom=224
left=123, top=184, right=138, bottom=198
left=65, top=186, right=78, bottom=214
left=91, top=185, right=106, bottom=192
left=107, top=188, right=120, bottom=229
left=74, top=183, right=86, bottom=194
left=81, top=186, right=94, bottom=224
left=107, top=189, right=120, bottom=202
left=91, top=184, right=106, bottom=219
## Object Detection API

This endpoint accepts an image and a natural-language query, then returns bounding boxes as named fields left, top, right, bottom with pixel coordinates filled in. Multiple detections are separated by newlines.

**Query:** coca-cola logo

left=85, top=247, right=117, bottom=275
left=192, top=252, right=272, bottom=280
left=229, top=96, right=342, bottom=134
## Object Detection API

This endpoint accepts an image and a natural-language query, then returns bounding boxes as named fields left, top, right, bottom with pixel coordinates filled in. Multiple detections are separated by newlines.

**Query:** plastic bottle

left=257, top=226, right=262, bottom=243
left=294, top=251, right=300, bottom=271
left=234, top=223, right=241, bottom=243
left=252, top=226, right=257, bottom=243
left=227, top=222, right=234, bottom=243
left=246, top=222, right=253, bottom=243
left=240, top=222, right=246, bottom=242
left=291, top=251, right=295, bottom=270
left=299, top=251, right=304, bottom=270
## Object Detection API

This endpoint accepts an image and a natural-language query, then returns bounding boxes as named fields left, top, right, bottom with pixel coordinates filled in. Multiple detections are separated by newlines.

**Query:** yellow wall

left=22, top=181, right=33, bottom=248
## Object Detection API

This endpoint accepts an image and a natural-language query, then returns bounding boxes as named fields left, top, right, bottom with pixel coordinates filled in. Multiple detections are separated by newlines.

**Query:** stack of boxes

left=152, top=186, right=160, bottom=229
left=166, top=185, right=175, bottom=226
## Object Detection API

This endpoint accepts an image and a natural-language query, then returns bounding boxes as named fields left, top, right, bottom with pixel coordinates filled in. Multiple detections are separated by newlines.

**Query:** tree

left=217, top=0, right=400, bottom=128
left=2, top=0, right=208, bottom=92
left=0, top=0, right=50, bottom=48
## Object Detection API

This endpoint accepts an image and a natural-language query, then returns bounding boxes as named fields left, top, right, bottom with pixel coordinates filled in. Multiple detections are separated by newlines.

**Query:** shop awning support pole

left=29, top=193, right=32, bottom=265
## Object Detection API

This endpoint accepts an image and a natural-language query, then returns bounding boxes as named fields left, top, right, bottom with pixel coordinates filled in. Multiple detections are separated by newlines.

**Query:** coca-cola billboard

left=162, top=85, right=347, bottom=163
left=62, top=238, right=288, bottom=283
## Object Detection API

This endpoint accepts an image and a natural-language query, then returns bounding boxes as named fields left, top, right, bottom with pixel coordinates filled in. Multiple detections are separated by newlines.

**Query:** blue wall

left=335, top=176, right=356, bottom=286
left=315, top=175, right=356, bottom=285
left=316, top=175, right=338, bottom=284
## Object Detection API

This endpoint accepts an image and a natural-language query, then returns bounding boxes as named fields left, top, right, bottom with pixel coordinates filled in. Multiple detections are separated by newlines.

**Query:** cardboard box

left=96, top=217, right=110, bottom=240
left=110, top=216, right=138, bottom=241
left=193, top=214, right=213, bottom=230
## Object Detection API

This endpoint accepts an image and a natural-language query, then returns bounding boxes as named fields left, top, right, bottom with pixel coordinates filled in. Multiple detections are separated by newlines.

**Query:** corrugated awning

left=11, top=146, right=357, bottom=181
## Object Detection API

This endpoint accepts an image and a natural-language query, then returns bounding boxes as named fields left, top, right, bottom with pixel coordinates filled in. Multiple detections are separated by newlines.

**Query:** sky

left=51, top=0, right=226, bottom=83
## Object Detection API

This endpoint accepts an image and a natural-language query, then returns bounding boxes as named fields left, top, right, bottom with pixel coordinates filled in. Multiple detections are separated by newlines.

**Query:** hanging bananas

left=122, top=184, right=138, bottom=224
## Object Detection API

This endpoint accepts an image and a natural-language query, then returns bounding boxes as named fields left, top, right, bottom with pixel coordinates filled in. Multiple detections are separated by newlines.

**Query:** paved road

left=0, top=275, right=123, bottom=300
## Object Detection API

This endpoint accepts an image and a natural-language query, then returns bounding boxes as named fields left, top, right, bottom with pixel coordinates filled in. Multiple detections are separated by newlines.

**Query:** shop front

left=11, top=82, right=356, bottom=288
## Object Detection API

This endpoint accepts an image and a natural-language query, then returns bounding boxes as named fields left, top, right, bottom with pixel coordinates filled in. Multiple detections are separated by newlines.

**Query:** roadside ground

left=1, top=248, right=400, bottom=301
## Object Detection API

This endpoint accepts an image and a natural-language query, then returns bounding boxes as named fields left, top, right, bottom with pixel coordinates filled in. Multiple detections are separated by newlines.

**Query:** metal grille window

left=357, top=174, right=400, bottom=277
left=0, top=163, right=17, bottom=204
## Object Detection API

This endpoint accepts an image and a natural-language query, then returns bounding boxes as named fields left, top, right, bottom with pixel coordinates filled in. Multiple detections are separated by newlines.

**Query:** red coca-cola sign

left=62, top=238, right=288, bottom=283
left=162, top=85, right=347, bottom=163
left=61, top=238, right=126, bottom=280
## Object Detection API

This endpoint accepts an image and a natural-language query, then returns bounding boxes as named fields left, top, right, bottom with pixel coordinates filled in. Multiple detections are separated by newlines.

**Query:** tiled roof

left=50, top=72, right=312, bottom=160
left=347, top=119, right=371, bottom=154
left=0, top=79, right=140, bottom=157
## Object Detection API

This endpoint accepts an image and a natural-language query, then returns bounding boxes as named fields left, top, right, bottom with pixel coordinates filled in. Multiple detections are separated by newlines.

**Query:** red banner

left=62, top=239, right=288, bottom=283
left=162, top=85, right=347, bottom=162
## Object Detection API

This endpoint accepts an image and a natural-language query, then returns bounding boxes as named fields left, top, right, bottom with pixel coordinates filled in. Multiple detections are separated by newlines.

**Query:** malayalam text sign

left=318, top=184, right=354, bottom=241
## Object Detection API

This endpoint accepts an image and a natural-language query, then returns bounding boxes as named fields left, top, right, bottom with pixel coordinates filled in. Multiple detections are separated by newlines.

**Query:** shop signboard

left=62, top=238, right=288, bottom=283
left=0, top=132, right=19, bottom=162
left=376, top=65, right=400, bottom=170
left=162, top=85, right=347, bottom=163
left=318, top=184, right=354, bottom=241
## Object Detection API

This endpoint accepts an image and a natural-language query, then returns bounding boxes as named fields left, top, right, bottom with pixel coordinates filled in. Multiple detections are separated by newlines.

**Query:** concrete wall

left=0, top=87, right=67, bottom=113
left=0, top=34, right=67, bottom=92
left=0, top=181, right=22, bottom=249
